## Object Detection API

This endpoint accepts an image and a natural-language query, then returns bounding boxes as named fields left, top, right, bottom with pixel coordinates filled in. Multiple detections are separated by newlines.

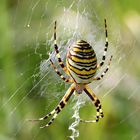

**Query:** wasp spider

left=29, top=19, right=112, bottom=128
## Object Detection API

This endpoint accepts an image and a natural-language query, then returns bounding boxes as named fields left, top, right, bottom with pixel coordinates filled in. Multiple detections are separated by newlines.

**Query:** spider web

left=1, top=0, right=140, bottom=140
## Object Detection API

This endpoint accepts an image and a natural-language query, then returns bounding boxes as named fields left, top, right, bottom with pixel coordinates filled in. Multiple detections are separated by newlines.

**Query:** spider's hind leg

left=29, top=83, right=75, bottom=128
left=80, top=85, right=103, bottom=123
left=28, top=109, right=55, bottom=122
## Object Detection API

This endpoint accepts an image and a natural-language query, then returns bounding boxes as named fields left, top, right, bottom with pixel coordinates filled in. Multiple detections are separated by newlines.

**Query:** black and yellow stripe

left=68, top=61, right=96, bottom=75
left=67, top=40, right=97, bottom=83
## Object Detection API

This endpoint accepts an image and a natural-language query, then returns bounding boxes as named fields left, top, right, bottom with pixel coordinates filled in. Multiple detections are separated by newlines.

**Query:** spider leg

left=93, top=55, right=113, bottom=81
left=29, top=83, right=75, bottom=128
left=50, top=59, right=73, bottom=83
left=80, top=85, right=103, bottom=123
left=97, top=19, right=109, bottom=69
left=40, top=83, right=75, bottom=128
left=53, top=21, right=68, bottom=74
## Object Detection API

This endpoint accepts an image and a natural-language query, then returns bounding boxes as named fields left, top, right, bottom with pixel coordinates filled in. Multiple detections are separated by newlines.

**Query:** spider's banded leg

left=97, top=19, right=109, bottom=69
left=53, top=21, right=68, bottom=74
left=81, top=85, right=103, bottom=123
left=93, top=55, right=113, bottom=81
left=50, top=59, right=73, bottom=83
left=28, top=109, right=56, bottom=122
left=40, top=83, right=75, bottom=128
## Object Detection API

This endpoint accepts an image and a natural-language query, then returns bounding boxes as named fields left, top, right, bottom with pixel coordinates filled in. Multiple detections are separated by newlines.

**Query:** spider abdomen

left=66, top=40, right=97, bottom=84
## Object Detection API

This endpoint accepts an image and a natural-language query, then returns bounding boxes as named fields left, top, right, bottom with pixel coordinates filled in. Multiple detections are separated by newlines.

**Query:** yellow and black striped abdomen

left=66, top=40, right=97, bottom=84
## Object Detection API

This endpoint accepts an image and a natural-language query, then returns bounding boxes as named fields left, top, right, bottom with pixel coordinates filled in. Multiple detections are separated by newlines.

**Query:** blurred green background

left=0, top=0, right=140, bottom=140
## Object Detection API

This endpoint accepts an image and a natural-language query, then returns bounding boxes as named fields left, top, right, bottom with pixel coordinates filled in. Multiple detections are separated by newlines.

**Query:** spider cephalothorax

left=29, top=19, right=112, bottom=128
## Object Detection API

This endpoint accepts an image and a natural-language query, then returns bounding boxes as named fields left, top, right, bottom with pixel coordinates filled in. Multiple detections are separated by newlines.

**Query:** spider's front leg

left=93, top=55, right=113, bottom=81
left=80, top=85, right=103, bottom=123
left=29, top=83, right=75, bottom=128
left=49, top=59, right=73, bottom=83
left=97, top=19, right=109, bottom=69
left=53, top=21, right=68, bottom=74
